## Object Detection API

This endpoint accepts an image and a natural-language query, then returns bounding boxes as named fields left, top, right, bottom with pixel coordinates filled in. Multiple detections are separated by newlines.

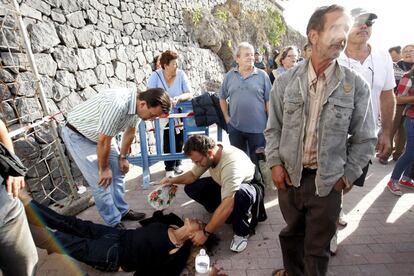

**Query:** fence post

left=11, top=0, right=79, bottom=199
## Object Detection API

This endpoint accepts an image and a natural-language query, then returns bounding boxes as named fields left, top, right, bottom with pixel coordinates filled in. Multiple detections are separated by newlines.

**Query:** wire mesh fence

left=0, top=0, right=83, bottom=209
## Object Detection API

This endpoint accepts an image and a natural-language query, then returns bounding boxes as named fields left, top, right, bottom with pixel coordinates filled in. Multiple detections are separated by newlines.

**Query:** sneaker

left=165, top=170, right=175, bottom=178
left=330, top=230, right=338, bottom=256
left=338, top=210, right=348, bottom=227
left=399, top=179, right=414, bottom=189
left=174, top=165, right=184, bottom=175
left=387, top=180, right=402, bottom=196
left=230, top=234, right=248, bottom=253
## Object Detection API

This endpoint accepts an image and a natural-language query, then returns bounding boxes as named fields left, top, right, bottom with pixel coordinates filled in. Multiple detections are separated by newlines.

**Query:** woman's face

left=185, top=218, right=203, bottom=233
left=402, top=46, right=414, bottom=63
left=282, top=49, right=298, bottom=69
left=164, top=58, right=178, bottom=75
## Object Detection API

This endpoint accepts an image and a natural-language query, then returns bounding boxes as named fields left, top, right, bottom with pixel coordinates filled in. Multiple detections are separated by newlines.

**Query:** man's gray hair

left=235, top=42, right=254, bottom=58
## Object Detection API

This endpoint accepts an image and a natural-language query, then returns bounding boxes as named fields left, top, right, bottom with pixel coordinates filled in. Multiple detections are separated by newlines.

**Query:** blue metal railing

left=128, top=101, right=222, bottom=188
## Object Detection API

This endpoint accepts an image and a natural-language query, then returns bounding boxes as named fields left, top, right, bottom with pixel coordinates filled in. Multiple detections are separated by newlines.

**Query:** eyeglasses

left=353, top=19, right=375, bottom=27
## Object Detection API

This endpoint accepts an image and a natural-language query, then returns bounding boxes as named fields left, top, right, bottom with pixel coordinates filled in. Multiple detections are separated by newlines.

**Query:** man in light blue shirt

left=220, top=42, right=272, bottom=162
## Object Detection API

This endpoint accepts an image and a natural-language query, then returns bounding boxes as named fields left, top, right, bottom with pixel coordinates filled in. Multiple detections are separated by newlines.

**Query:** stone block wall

left=1, top=0, right=283, bottom=194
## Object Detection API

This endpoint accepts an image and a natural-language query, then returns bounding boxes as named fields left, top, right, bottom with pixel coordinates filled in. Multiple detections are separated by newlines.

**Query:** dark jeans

left=163, top=123, right=183, bottom=171
left=391, top=117, right=414, bottom=181
left=26, top=201, right=121, bottom=272
left=228, top=123, right=265, bottom=164
left=278, top=172, right=341, bottom=276
left=184, top=177, right=256, bottom=236
left=408, top=159, right=414, bottom=179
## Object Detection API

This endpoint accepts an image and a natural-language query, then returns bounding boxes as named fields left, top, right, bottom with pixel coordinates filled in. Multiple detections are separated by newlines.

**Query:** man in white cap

left=334, top=7, right=396, bottom=254
left=339, top=8, right=395, bottom=163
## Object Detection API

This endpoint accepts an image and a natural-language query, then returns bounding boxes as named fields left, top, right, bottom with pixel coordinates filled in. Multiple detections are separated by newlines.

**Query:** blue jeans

left=227, top=123, right=265, bottom=163
left=184, top=177, right=256, bottom=236
left=62, top=127, right=129, bottom=226
left=27, top=200, right=121, bottom=272
left=0, top=185, right=38, bottom=276
left=391, top=117, right=414, bottom=181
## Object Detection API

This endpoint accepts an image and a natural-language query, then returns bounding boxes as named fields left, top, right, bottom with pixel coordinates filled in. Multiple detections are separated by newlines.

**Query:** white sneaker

left=165, top=171, right=175, bottom=178
left=230, top=234, right=248, bottom=253
left=330, top=230, right=338, bottom=255
left=338, top=210, right=347, bottom=227
left=174, top=165, right=184, bottom=175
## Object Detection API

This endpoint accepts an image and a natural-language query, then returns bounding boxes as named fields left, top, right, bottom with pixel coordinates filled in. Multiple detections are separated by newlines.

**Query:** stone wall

left=1, top=0, right=287, bottom=192
left=14, top=0, right=285, bottom=98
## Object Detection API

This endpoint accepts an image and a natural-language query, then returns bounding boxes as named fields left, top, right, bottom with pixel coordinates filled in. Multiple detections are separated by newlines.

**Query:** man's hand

left=376, top=132, right=391, bottom=160
left=6, top=176, right=25, bottom=198
left=160, top=177, right=174, bottom=186
left=333, top=177, right=346, bottom=193
left=271, top=165, right=292, bottom=190
left=191, top=229, right=207, bottom=246
left=98, top=167, right=112, bottom=188
left=119, top=158, right=129, bottom=174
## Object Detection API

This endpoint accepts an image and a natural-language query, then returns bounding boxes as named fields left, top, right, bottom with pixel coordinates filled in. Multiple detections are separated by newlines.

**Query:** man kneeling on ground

left=161, top=135, right=266, bottom=253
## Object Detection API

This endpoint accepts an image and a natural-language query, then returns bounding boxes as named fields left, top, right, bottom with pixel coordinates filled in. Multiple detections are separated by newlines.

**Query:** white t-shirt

left=338, top=46, right=396, bottom=132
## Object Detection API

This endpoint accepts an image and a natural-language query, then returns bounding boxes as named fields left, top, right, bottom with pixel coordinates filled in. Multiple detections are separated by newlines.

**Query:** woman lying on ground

left=24, top=198, right=217, bottom=276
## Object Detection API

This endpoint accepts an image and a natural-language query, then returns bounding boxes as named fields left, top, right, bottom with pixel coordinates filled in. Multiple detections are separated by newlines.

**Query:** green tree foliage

left=263, top=8, right=286, bottom=46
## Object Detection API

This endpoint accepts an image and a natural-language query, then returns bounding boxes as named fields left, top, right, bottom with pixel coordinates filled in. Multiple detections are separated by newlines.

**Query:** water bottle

left=195, top=248, right=210, bottom=275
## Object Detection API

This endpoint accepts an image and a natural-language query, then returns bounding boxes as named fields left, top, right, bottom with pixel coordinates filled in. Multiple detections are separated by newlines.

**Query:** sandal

left=272, top=268, right=288, bottom=276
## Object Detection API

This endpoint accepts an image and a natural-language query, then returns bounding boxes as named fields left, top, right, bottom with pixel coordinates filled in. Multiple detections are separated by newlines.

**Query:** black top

left=397, top=60, right=414, bottom=72
left=119, top=222, right=176, bottom=272
left=119, top=221, right=192, bottom=276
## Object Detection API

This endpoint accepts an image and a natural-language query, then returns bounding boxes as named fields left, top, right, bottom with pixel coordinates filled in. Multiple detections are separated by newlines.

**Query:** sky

left=280, top=0, right=413, bottom=50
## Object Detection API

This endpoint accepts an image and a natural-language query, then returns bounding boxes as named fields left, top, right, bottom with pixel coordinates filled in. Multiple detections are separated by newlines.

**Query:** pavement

left=35, top=140, right=414, bottom=276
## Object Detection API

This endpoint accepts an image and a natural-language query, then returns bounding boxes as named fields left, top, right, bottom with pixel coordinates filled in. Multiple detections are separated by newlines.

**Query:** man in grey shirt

left=220, top=42, right=272, bottom=163
left=265, top=5, right=376, bottom=276
left=62, top=88, right=170, bottom=228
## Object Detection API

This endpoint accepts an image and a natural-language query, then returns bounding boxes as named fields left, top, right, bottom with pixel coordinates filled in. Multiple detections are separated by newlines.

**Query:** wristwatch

left=119, top=154, right=129, bottom=160
left=203, top=227, right=212, bottom=237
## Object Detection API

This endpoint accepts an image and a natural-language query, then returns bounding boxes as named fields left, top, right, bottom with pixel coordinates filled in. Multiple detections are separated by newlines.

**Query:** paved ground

left=35, top=139, right=414, bottom=276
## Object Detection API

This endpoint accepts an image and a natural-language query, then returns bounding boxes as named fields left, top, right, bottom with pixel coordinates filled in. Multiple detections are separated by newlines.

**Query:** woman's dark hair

left=388, top=46, right=401, bottom=55
left=276, top=46, right=297, bottom=66
left=160, top=50, right=178, bottom=69
left=306, top=4, right=345, bottom=44
left=183, top=135, right=216, bottom=156
left=138, top=88, right=171, bottom=114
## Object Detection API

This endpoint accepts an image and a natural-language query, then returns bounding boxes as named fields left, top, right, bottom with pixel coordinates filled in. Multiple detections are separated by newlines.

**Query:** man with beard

left=160, top=135, right=261, bottom=253
left=265, top=5, right=377, bottom=276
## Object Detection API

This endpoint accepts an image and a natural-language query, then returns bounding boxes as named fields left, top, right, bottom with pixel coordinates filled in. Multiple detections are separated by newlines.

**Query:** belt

left=302, top=167, right=317, bottom=176
left=66, top=123, right=86, bottom=139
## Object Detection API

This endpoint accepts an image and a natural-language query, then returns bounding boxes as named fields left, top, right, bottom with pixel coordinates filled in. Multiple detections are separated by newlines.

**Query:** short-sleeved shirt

left=338, top=46, right=396, bottom=132
left=67, top=88, right=140, bottom=142
left=219, top=67, right=271, bottom=133
left=147, top=69, right=190, bottom=98
left=191, top=145, right=255, bottom=200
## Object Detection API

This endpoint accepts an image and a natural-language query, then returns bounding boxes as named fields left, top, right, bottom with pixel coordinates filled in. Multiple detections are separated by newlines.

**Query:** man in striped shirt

left=62, top=88, right=170, bottom=228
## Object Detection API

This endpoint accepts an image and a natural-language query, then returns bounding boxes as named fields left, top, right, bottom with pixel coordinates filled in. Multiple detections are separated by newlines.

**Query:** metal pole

left=11, top=0, right=79, bottom=199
